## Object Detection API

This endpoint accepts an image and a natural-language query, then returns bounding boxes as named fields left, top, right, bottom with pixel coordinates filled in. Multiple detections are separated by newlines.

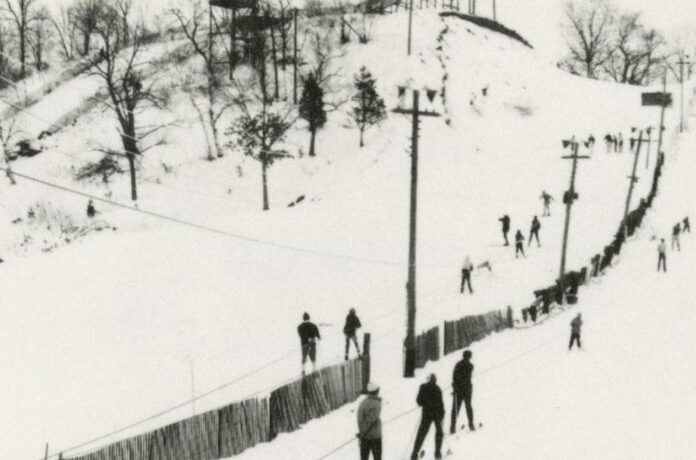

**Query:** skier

left=86, top=199, right=96, bottom=218
left=569, top=313, right=583, bottom=350
left=357, top=382, right=382, bottom=460
left=672, top=223, right=681, bottom=251
left=617, top=133, right=624, bottom=153
left=586, top=134, right=596, bottom=155
left=450, top=350, right=475, bottom=434
left=540, top=191, right=554, bottom=217
left=684, top=216, right=691, bottom=234
left=460, top=256, right=474, bottom=294
left=657, top=239, right=667, bottom=272
left=604, top=133, right=613, bottom=154
left=515, top=230, right=525, bottom=258
left=498, top=215, right=511, bottom=246
left=297, top=312, right=321, bottom=374
left=410, top=374, right=445, bottom=460
left=528, top=216, right=541, bottom=247
left=343, top=308, right=362, bottom=360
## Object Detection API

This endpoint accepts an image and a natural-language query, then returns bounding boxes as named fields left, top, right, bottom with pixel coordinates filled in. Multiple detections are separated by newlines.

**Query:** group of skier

left=357, top=350, right=476, bottom=460
left=498, top=192, right=550, bottom=259
left=603, top=132, right=625, bottom=154
left=297, top=308, right=363, bottom=374
left=657, top=216, right=690, bottom=272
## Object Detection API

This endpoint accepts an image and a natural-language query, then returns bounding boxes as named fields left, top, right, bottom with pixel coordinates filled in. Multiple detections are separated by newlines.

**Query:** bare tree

left=28, top=5, right=50, bottom=71
left=71, top=0, right=105, bottom=56
left=115, top=0, right=132, bottom=46
left=50, top=3, right=78, bottom=61
left=560, top=0, right=614, bottom=79
left=604, top=13, right=665, bottom=85
left=226, top=79, right=295, bottom=210
left=0, top=117, right=19, bottom=185
left=171, top=0, right=229, bottom=160
left=90, top=9, right=165, bottom=201
left=0, top=22, right=10, bottom=78
left=2, top=0, right=39, bottom=79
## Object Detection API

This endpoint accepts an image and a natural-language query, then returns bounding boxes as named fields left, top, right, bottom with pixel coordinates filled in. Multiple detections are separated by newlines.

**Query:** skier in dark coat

left=683, top=217, right=691, bottom=233
left=540, top=191, right=554, bottom=217
left=657, top=239, right=667, bottom=272
left=499, top=215, right=511, bottom=246
left=604, top=133, right=613, bottom=153
left=86, top=199, right=96, bottom=218
left=515, top=230, right=525, bottom=258
left=529, top=216, right=541, bottom=247
left=460, top=256, right=474, bottom=294
left=569, top=313, right=583, bottom=350
left=450, top=350, right=475, bottom=434
left=343, top=308, right=362, bottom=360
left=298, top=312, right=321, bottom=374
left=410, top=374, right=445, bottom=460
left=672, top=223, right=681, bottom=251
left=617, top=133, right=624, bottom=153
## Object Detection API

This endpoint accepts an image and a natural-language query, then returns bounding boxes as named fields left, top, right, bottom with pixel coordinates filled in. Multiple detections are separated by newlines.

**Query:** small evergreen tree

left=351, top=66, right=386, bottom=147
left=298, top=72, right=326, bottom=157
left=227, top=98, right=294, bottom=211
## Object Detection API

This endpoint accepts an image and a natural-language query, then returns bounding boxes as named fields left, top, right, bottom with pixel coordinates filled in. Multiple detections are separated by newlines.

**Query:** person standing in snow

left=658, top=239, right=667, bottom=272
left=528, top=216, right=541, bottom=247
left=357, top=382, right=382, bottom=460
left=683, top=217, right=691, bottom=234
left=450, top=350, right=475, bottom=434
left=499, top=215, right=511, bottom=246
left=343, top=308, right=362, bottom=360
left=298, top=312, right=321, bottom=374
left=540, top=191, right=554, bottom=217
left=672, top=223, right=681, bottom=251
left=460, top=256, right=474, bottom=294
left=604, top=133, right=613, bottom=153
left=410, top=374, right=445, bottom=460
left=515, top=230, right=525, bottom=258
left=86, top=200, right=96, bottom=218
left=569, top=313, right=583, bottom=350
left=617, top=133, right=624, bottom=153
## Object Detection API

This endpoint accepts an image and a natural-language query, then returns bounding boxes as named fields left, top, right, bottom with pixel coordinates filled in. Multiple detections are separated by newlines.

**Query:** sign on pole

left=642, top=92, right=673, bottom=107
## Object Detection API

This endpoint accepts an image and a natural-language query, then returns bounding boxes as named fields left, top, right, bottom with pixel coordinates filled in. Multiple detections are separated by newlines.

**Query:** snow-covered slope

left=1, top=9, right=694, bottom=460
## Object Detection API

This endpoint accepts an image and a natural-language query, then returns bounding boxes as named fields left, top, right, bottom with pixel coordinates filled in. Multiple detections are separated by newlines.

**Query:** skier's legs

left=463, top=388, right=474, bottom=428
left=503, top=231, right=509, bottom=246
left=360, top=439, right=370, bottom=460
left=534, top=231, right=541, bottom=247
left=345, top=335, right=350, bottom=358
left=372, top=438, right=382, bottom=460
left=352, top=335, right=361, bottom=356
left=411, top=417, right=432, bottom=459
left=434, top=418, right=444, bottom=456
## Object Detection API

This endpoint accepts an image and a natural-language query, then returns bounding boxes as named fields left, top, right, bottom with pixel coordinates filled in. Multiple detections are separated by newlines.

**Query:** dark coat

left=452, top=360, right=473, bottom=393
left=343, top=312, right=362, bottom=336
left=416, top=381, right=445, bottom=419
left=298, top=321, right=321, bottom=345
left=531, top=218, right=541, bottom=232
left=499, top=216, right=510, bottom=232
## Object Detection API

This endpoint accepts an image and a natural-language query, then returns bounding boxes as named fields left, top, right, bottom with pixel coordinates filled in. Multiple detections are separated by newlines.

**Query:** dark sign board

left=642, top=92, right=673, bottom=107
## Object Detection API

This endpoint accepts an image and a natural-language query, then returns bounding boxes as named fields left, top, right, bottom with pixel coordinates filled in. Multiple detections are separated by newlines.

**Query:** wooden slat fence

left=415, top=326, right=440, bottom=369
left=65, top=357, right=365, bottom=460
left=444, top=308, right=512, bottom=356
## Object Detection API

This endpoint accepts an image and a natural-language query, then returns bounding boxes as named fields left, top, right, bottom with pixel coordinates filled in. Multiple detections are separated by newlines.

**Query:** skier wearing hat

left=410, top=374, right=445, bottom=460
left=569, top=313, right=583, bottom=350
left=357, top=382, right=382, bottom=460
left=450, top=350, right=475, bottom=433
left=343, top=308, right=362, bottom=360
left=297, top=312, right=321, bottom=374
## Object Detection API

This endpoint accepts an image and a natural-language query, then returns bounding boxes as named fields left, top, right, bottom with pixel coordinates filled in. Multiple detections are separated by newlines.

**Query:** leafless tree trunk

left=28, top=6, right=50, bottom=71
left=72, top=0, right=104, bottom=56
left=50, top=4, right=77, bottom=61
left=0, top=118, right=18, bottom=185
left=115, top=0, right=133, bottom=46
left=3, top=0, right=38, bottom=79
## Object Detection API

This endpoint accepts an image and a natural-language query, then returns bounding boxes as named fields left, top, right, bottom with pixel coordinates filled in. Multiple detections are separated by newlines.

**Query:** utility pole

left=645, top=126, right=652, bottom=170
left=293, top=8, right=298, bottom=104
left=393, top=88, right=440, bottom=378
left=656, top=70, right=668, bottom=160
left=623, top=130, right=644, bottom=233
left=407, top=0, right=414, bottom=56
left=492, top=0, right=496, bottom=21
left=559, top=139, right=589, bottom=305
left=677, top=54, right=690, bottom=133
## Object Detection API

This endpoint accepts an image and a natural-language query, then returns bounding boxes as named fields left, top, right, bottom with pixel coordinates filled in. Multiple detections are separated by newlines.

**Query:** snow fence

left=63, top=358, right=366, bottom=460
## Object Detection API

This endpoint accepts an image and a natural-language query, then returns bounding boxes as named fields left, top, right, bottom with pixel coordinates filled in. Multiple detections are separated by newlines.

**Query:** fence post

left=362, top=333, right=371, bottom=392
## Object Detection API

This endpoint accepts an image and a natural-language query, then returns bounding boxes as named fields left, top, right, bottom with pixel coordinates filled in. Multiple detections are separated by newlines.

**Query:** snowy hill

left=1, top=7, right=694, bottom=460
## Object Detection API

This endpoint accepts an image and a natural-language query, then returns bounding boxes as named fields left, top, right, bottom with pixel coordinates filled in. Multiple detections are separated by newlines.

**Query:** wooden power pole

left=492, top=0, right=497, bottom=21
left=392, top=89, right=440, bottom=377
left=407, top=0, right=414, bottom=56
left=559, top=139, right=589, bottom=305
left=677, top=54, right=691, bottom=133
left=656, top=70, right=668, bottom=160
left=293, top=8, right=298, bottom=104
